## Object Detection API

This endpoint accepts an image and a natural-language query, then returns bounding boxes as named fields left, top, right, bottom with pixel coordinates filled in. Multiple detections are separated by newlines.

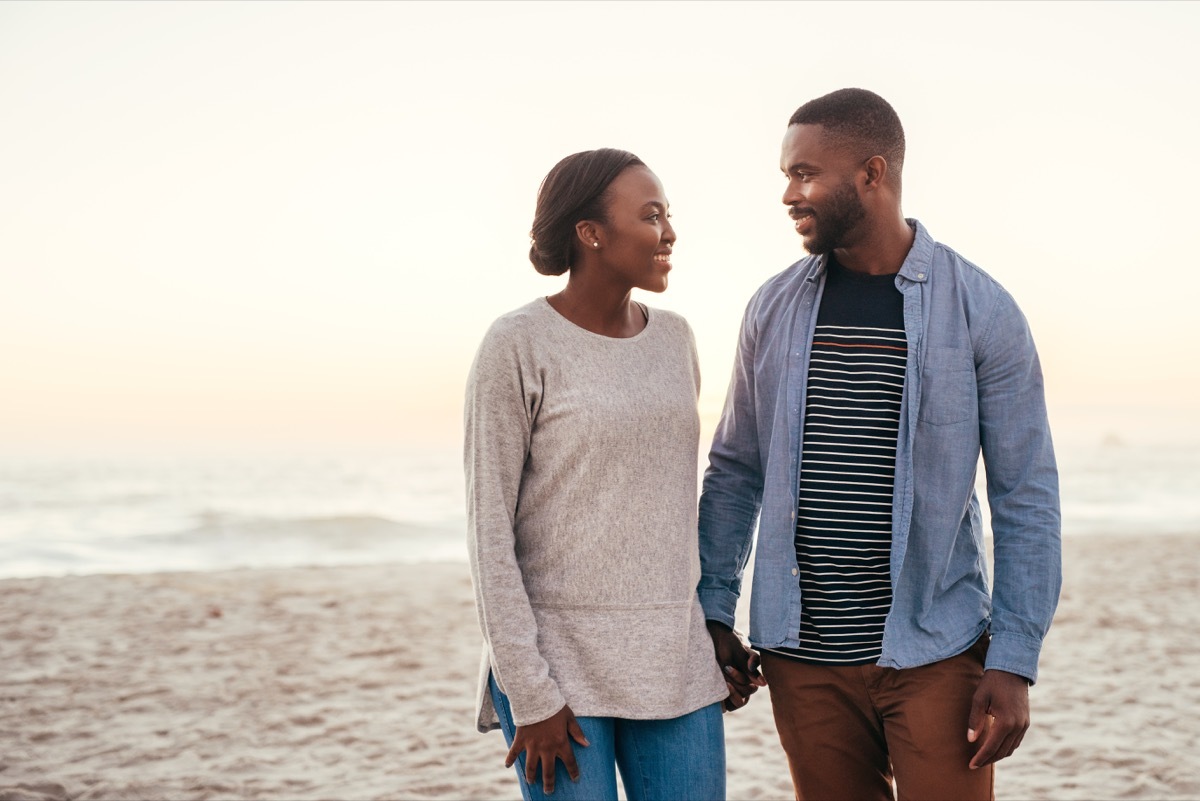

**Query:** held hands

left=707, top=620, right=767, bottom=712
left=967, top=669, right=1031, bottom=770
left=506, top=704, right=589, bottom=794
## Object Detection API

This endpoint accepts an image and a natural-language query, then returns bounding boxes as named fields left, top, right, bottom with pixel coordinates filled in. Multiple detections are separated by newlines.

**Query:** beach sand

left=2, top=532, right=1198, bottom=801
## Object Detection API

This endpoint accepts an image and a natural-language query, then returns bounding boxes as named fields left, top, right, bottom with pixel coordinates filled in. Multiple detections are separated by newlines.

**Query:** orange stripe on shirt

left=812, top=341, right=907, bottom=352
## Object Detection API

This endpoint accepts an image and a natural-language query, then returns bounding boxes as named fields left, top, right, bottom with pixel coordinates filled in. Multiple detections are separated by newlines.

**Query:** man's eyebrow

left=782, top=161, right=820, bottom=174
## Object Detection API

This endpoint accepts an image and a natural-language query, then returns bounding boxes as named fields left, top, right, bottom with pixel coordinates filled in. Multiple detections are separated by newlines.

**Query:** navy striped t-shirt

left=771, top=255, right=906, bottom=665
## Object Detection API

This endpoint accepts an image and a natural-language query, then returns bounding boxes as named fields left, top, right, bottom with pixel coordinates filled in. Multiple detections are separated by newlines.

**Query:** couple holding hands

left=464, top=88, right=1061, bottom=801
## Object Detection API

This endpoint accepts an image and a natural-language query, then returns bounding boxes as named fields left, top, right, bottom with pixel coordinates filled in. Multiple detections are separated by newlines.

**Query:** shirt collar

left=811, top=218, right=934, bottom=282
left=896, top=218, right=934, bottom=283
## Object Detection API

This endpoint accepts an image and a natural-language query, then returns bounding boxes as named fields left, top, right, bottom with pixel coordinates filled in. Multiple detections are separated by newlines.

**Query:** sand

left=2, top=532, right=1198, bottom=801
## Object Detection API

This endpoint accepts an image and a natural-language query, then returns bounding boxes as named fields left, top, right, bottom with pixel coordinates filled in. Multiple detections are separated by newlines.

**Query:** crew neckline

left=538, top=296, right=654, bottom=342
left=827, top=253, right=900, bottom=284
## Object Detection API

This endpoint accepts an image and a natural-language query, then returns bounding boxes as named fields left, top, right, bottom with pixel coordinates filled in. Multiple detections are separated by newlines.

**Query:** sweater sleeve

left=463, top=323, right=566, bottom=726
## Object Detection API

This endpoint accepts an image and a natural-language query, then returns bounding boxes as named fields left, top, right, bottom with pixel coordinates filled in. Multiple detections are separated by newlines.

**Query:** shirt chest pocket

left=918, top=346, right=976, bottom=426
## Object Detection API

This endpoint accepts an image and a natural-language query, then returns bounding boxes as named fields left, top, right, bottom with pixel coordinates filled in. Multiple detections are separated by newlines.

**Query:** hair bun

left=528, top=243, right=565, bottom=276
left=527, top=148, right=645, bottom=277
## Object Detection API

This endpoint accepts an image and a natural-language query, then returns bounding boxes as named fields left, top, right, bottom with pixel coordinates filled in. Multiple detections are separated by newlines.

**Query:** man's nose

left=783, top=180, right=806, bottom=206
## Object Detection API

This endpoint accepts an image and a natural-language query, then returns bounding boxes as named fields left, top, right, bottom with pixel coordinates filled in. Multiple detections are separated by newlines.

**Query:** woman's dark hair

left=528, top=148, right=645, bottom=276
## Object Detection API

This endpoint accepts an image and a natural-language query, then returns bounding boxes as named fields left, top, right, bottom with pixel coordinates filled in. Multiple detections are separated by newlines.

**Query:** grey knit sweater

left=464, top=297, right=728, bottom=733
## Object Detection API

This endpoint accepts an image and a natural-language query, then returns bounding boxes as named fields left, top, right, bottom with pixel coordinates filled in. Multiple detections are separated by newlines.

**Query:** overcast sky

left=3, top=1, right=1197, bottom=454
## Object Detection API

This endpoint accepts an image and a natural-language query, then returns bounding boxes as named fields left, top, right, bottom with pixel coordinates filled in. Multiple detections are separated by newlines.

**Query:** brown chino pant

left=759, top=635, right=995, bottom=801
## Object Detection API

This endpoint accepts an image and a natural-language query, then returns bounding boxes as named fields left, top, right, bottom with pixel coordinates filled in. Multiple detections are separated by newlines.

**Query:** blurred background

left=3, top=0, right=1198, bottom=578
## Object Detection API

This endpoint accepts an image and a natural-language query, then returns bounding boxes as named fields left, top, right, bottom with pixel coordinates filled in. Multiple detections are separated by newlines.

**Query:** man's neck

left=833, top=215, right=915, bottom=276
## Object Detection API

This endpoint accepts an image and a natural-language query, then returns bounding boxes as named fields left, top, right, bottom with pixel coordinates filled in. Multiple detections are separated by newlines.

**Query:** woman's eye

left=648, top=213, right=660, bottom=221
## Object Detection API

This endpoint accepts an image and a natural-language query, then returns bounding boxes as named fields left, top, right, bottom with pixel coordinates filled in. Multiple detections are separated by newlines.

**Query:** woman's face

left=593, top=166, right=675, bottom=293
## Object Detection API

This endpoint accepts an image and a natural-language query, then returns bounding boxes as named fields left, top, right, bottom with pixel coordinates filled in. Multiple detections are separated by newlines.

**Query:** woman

left=463, top=148, right=729, bottom=800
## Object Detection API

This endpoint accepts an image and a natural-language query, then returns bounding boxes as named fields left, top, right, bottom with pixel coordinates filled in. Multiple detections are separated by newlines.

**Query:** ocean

left=1, top=441, right=1197, bottom=580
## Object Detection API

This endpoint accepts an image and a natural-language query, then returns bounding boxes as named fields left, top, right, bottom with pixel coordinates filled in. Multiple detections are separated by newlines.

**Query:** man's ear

left=862, top=155, right=888, bottom=190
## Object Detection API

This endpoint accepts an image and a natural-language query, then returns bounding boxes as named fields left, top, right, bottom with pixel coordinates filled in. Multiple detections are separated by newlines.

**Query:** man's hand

left=967, top=669, right=1030, bottom=769
left=707, top=620, right=767, bottom=712
left=506, top=704, right=589, bottom=794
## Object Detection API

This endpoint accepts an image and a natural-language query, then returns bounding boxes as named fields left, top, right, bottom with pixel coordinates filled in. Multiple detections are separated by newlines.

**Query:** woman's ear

left=575, top=220, right=601, bottom=251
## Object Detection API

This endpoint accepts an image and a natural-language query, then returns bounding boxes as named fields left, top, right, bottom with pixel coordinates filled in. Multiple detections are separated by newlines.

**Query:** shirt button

left=791, top=568, right=799, bottom=576
left=917, top=272, right=926, bottom=279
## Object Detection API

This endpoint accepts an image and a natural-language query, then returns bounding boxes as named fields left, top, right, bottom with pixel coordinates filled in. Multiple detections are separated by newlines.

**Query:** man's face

left=779, top=124, right=867, bottom=255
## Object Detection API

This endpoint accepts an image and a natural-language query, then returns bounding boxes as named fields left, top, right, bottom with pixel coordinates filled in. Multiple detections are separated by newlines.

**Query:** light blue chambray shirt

left=698, top=220, right=1061, bottom=683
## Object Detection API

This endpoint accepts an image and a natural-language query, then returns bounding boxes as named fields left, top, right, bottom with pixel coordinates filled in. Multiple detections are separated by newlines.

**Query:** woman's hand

left=506, top=704, right=590, bottom=794
left=707, top=620, right=767, bottom=711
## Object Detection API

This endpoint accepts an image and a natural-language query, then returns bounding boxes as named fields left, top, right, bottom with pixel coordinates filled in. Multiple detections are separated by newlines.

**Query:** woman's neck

left=547, top=276, right=646, bottom=338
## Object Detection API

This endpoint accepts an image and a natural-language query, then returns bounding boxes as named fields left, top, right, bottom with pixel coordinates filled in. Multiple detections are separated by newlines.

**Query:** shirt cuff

left=984, top=631, right=1044, bottom=685
left=698, top=586, right=739, bottom=630
left=501, top=674, right=567, bottom=728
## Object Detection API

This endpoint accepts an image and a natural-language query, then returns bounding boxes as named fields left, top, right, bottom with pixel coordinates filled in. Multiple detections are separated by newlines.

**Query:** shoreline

left=2, top=533, right=1199, bottom=800
left=2, top=528, right=1195, bottom=585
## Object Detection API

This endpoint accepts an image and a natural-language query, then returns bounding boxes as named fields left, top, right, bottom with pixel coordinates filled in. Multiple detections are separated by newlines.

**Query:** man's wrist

left=986, top=668, right=1032, bottom=686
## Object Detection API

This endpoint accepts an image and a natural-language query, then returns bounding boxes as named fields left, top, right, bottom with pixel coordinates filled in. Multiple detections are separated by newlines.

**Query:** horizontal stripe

left=801, top=455, right=897, bottom=470
left=799, top=559, right=890, bottom=567
left=795, top=531, right=892, bottom=541
left=810, top=355, right=904, bottom=364
left=798, top=487, right=894, bottom=497
left=801, top=443, right=897, bottom=455
left=792, top=618, right=888, bottom=628
left=801, top=465, right=897, bottom=479
left=806, top=423, right=900, bottom=432
left=797, top=547, right=891, bottom=558
left=811, top=360, right=906, bottom=372
left=809, top=383, right=903, bottom=394
left=808, top=371, right=905, bottom=383
left=808, top=363, right=906, bottom=374
left=796, top=525, right=892, bottom=537
left=799, top=604, right=892, bottom=613
left=806, top=412, right=902, bottom=424
left=799, top=312, right=902, bottom=664
left=801, top=587, right=892, bottom=597
left=801, top=478, right=894, bottom=489
left=813, top=340, right=907, bottom=354
left=806, top=407, right=902, bottom=419
left=801, top=592, right=893, bottom=602
left=805, top=384, right=903, bottom=395
left=800, top=611, right=888, bottom=622
left=813, top=325, right=905, bottom=336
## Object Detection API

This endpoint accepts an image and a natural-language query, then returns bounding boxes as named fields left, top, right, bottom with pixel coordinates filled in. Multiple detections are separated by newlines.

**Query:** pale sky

left=2, top=1, right=1198, bottom=454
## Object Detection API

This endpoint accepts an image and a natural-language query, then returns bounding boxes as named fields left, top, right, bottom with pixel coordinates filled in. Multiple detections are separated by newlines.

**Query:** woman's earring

left=593, top=242, right=599, bottom=248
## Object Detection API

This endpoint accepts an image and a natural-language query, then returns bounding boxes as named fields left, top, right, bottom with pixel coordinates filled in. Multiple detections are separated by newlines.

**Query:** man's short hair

left=789, top=88, right=905, bottom=183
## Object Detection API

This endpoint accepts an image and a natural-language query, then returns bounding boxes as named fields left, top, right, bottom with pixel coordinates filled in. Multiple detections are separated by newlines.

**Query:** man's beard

left=801, top=181, right=866, bottom=255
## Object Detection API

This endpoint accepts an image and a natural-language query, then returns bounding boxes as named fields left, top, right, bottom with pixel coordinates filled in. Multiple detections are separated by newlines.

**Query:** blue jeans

left=488, top=674, right=725, bottom=801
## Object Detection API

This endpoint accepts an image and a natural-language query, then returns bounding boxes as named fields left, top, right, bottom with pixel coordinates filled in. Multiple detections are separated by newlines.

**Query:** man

left=699, top=88, right=1061, bottom=800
